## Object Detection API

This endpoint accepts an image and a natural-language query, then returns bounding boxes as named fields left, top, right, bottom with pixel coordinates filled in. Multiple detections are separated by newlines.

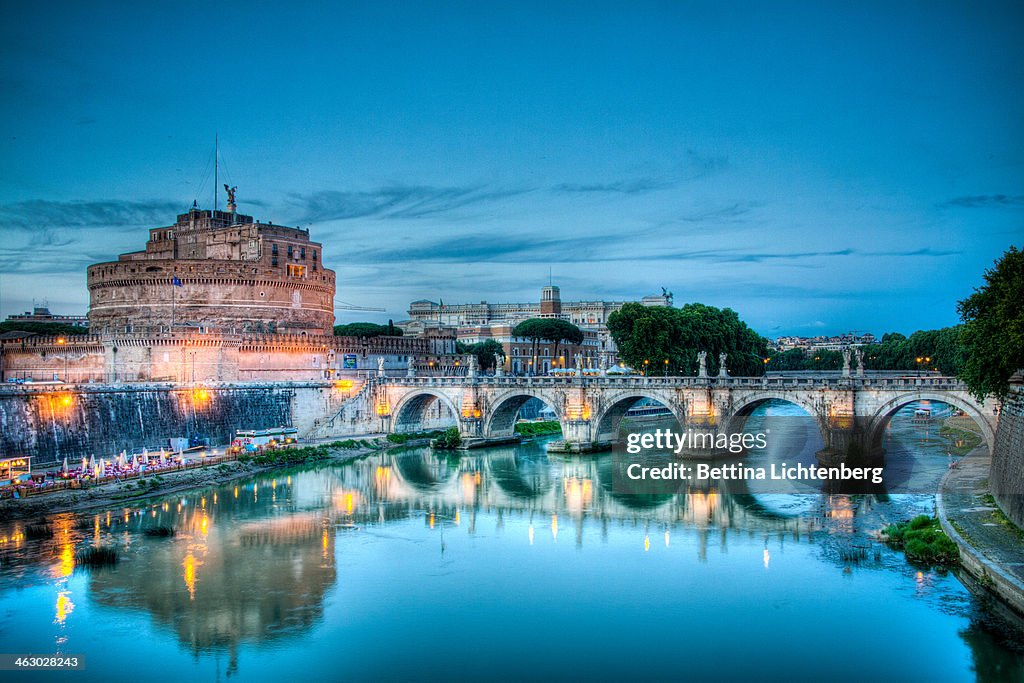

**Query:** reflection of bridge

left=317, top=374, right=999, bottom=461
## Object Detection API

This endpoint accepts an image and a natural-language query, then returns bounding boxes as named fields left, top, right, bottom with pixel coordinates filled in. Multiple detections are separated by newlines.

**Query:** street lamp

left=643, top=359, right=650, bottom=376
left=664, top=359, right=669, bottom=377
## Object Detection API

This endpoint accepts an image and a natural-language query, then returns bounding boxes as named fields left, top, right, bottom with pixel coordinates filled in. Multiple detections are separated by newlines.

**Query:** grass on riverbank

left=980, top=493, right=1024, bottom=541
left=387, top=430, right=448, bottom=445
left=239, top=440, right=370, bottom=467
left=882, top=515, right=960, bottom=566
left=515, top=420, right=562, bottom=437
left=432, top=427, right=462, bottom=450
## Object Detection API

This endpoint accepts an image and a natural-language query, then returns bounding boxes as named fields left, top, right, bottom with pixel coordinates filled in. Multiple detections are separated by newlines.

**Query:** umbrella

left=131, top=454, right=139, bottom=469
left=62, top=457, right=68, bottom=474
left=142, top=447, right=149, bottom=463
left=88, top=454, right=96, bottom=470
left=81, top=456, right=88, bottom=471
left=159, top=449, right=166, bottom=464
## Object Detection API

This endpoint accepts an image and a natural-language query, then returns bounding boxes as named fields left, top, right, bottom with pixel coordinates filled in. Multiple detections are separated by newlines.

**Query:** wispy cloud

left=0, top=199, right=185, bottom=230
left=291, top=184, right=533, bottom=222
left=941, top=194, right=1024, bottom=209
left=552, top=178, right=673, bottom=194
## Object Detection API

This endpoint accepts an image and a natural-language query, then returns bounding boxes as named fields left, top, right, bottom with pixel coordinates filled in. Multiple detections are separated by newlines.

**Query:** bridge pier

left=815, top=418, right=882, bottom=467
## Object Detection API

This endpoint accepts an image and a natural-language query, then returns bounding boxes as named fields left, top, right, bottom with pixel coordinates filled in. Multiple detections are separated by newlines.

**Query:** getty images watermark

left=622, top=427, right=883, bottom=486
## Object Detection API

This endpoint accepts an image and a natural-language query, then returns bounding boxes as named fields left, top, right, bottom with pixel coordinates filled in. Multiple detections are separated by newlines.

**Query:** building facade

left=4, top=306, right=89, bottom=328
left=404, top=285, right=672, bottom=366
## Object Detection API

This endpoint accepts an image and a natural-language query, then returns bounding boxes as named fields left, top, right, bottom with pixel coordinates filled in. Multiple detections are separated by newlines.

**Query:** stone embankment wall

left=0, top=382, right=351, bottom=466
left=991, top=383, right=1024, bottom=527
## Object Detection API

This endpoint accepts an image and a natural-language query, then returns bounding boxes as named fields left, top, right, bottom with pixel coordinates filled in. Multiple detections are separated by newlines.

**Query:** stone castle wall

left=0, top=333, right=446, bottom=384
left=990, top=383, right=1024, bottom=528
left=0, top=382, right=355, bottom=466
left=87, top=259, right=335, bottom=336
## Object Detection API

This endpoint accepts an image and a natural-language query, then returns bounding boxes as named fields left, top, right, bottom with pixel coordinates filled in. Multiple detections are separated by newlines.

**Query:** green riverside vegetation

left=387, top=429, right=448, bottom=444
left=514, top=420, right=562, bottom=437
left=882, top=515, right=960, bottom=566
left=432, top=427, right=462, bottom=450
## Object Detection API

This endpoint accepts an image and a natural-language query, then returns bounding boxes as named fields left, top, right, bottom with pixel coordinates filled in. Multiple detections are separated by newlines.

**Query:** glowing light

left=55, top=590, right=74, bottom=626
left=763, top=549, right=771, bottom=569
left=644, top=535, right=650, bottom=552
left=665, top=530, right=670, bottom=548
left=528, top=524, right=534, bottom=545
left=551, top=515, right=558, bottom=541
left=183, top=554, right=197, bottom=600
left=429, top=512, right=435, bottom=529
left=56, top=543, right=74, bottom=578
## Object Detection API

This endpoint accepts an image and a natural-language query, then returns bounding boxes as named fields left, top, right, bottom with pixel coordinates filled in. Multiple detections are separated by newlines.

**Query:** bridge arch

left=391, top=390, right=460, bottom=433
left=593, top=391, right=684, bottom=443
left=724, top=393, right=828, bottom=444
left=485, top=390, right=563, bottom=438
left=866, top=392, right=995, bottom=453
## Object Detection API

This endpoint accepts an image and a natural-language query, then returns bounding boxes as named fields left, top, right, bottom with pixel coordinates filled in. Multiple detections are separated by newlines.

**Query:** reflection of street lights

left=57, top=337, right=67, bottom=382
left=915, top=356, right=932, bottom=377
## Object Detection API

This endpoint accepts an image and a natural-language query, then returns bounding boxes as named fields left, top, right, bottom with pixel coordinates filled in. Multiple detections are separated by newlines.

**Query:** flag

left=172, top=276, right=183, bottom=287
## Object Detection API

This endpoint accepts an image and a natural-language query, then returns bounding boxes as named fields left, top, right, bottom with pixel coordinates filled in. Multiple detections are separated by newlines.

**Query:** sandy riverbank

left=0, top=441, right=387, bottom=523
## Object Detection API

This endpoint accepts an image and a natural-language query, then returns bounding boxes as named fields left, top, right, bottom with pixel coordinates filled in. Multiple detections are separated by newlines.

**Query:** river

left=0, top=401, right=1021, bottom=681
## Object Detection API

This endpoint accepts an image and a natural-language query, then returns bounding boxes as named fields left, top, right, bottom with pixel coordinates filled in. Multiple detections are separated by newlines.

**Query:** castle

left=1, top=198, right=457, bottom=384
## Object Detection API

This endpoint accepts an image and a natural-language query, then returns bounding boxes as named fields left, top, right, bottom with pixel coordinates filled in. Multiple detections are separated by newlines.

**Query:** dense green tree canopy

left=607, top=302, right=770, bottom=376
left=512, top=318, right=584, bottom=366
left=456, top=339, right=505, bottom=370
left=333, top=321, right=403, bottom=338
left=957, top=246, right=1024, bottom=400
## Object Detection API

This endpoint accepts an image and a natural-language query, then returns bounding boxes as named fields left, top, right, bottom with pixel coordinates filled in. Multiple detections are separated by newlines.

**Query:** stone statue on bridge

left=467, top=354, right=478, bottom=378
left=574, top=353, right=583, bottom=375
left=842, top=348, right=852, bottom=377
left=718, top=352, right=728, bottom=378
left=377, top=357, right=386, bottom=377
left=854, top=348, right=864, bottom=377
left=697, top=351, right=708, bottom=378
left=407, top=356, right=416, bottom=378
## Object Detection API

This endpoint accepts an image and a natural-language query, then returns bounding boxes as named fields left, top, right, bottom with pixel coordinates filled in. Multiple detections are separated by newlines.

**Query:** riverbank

left=937, top=448, right=1024, bottom=617
left=0, top=438, right=388, bottom=523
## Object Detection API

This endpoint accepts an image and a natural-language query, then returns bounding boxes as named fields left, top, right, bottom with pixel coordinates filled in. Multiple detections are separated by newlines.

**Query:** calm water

left=1, top=402, right=1022, bottom=682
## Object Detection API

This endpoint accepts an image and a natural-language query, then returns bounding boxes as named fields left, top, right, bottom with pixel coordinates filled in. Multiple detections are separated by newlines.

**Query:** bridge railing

left=380, top=375, right=969, bottom=390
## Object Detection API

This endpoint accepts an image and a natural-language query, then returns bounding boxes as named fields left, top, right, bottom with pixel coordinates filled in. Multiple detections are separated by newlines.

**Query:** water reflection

left=0, top=402, right=1019, bottom=681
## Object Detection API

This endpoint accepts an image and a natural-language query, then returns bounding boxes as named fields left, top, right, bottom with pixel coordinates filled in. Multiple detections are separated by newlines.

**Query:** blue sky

left=1, top=1, right=1021, bottom=336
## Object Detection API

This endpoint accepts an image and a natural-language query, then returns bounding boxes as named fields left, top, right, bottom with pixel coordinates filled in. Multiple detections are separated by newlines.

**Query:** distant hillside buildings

left=773, top=332, right=877, bottom=353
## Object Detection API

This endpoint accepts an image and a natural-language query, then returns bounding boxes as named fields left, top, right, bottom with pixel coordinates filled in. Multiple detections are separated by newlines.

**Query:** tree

left=333, top=322, right=403, bottom=338
left=511, top=318, right=583, bottom=372
left=957, top=246, right=1024, bottom=400
left=607, top=302, right=770, bottom=376
left=456, top=339, right=506, bottom=371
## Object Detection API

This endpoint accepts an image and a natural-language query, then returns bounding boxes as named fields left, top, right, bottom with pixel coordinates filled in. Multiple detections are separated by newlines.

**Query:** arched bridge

left=322, top=374, right=999, bottom=463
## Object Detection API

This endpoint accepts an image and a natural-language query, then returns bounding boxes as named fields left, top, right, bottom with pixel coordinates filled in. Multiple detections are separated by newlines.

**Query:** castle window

left=287, top=264, right=307, bottom=278
left=312, top=249, right=317, bottom=261
left=288, top=245, right=294, bottom=258
left=272, top=243, right=278, bottom=254
left=300, top=247, right=306, bottom=259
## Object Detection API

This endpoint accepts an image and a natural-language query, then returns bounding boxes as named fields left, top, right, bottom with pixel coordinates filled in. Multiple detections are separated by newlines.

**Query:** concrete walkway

left=937, top=450, right=1024, bottom=616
